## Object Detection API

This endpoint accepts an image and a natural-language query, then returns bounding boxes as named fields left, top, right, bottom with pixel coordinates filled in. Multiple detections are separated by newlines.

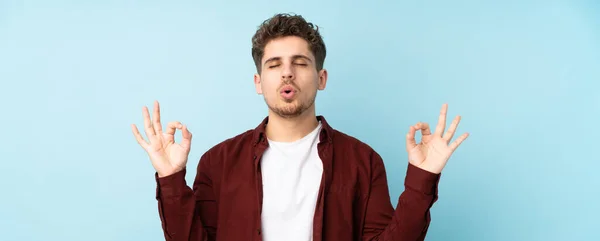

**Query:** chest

left=213, top=142, right=369, bottom=240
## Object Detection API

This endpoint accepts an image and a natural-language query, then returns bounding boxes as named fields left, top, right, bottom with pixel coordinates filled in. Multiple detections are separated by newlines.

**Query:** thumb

left=406, top=125, right=417, bottom=150
left=180, top=124, right=192, bottom=150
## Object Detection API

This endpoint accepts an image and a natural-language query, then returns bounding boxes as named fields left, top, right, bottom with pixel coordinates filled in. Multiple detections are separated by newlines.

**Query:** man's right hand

left=131, top=100, right=192, bottom=178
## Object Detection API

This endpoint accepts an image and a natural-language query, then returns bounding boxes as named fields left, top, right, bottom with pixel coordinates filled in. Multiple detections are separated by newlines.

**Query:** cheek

left=301, top=75, right=321, bottom=91
left=260, top=78, right=279, bottom=97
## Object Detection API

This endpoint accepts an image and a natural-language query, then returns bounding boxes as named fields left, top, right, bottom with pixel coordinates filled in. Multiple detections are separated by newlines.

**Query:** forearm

left=156, top=169, right=210, bottom=241
left=363, top=157, right=440, bottom=241
left=379, top=164, right=439, bottom=240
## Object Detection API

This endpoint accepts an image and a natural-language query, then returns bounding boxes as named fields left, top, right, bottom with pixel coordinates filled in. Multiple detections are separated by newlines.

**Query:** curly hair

left=251, top=13, right=326, bottom=73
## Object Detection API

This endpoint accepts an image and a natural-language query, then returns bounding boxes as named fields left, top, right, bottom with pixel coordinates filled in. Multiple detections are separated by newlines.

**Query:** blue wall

left=1, top=0, right=598, bottom=240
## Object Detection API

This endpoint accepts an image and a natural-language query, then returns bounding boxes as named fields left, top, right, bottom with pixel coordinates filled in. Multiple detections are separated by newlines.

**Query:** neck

left=265, top=107, right=319, bottom=142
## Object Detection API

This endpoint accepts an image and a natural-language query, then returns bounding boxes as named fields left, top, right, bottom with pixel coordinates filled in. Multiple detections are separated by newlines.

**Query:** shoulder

left=329, top=128, right=387, bottom=175
left=327, top=128, right=390, bottom=189
left=331, top=128, right=379, bottom=157
left=198, top=129, right=256, bottom=166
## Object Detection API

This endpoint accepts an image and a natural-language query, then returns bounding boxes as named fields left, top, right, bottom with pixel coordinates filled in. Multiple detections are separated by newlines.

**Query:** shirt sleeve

left=155, top=152, right=217, bottom=241
left=362, top=151, right=441, bottom=241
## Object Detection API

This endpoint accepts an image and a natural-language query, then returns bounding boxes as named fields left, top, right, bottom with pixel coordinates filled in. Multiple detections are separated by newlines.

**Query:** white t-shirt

left=260, top=122, right=324, bottom=241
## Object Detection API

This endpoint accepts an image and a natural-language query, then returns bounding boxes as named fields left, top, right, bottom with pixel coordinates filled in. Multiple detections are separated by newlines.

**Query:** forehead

left=262, top=36, right=314, bottom=62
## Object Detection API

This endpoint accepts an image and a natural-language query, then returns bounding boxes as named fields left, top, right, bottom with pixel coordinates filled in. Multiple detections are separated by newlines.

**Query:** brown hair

left=251, top=13, right=326, bottom=73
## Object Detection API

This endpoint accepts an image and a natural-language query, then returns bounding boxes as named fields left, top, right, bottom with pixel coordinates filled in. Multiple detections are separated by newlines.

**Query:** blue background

left=1, top=0, right=598, bottom=240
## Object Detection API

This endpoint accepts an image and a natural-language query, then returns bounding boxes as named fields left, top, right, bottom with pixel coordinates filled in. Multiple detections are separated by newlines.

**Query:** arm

left=362, top=151, right=440, bottom=241
left=362, top=103, right=468, bottom=240
left=155, top=152, right=217, bottom=241
left=131, top=101, right=219, bottom=240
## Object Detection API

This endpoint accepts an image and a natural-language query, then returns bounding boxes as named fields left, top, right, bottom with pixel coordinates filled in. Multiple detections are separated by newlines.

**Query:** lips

left=280, top=85, right=297, bottom=100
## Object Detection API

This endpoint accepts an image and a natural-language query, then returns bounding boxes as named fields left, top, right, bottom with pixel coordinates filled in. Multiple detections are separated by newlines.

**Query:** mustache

left=279, top=80, right=300, bottom=91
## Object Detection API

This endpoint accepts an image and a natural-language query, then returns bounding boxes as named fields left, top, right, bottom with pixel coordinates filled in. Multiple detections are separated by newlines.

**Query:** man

left=132, top=13, right=468, bottom=241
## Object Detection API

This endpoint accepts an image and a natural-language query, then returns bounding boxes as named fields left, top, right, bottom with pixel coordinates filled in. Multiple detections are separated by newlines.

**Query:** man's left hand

left=405, top=103, right=469, bottom=174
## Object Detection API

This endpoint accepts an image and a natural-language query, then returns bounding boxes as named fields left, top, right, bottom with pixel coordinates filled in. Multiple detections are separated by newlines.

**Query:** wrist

left=405, top=163, right=441, bottom=195
left=155, top=168, right=188, bottom=198
left=157, top=165, right=186, bottom=178
left=416, top=162, right=443, bottom=174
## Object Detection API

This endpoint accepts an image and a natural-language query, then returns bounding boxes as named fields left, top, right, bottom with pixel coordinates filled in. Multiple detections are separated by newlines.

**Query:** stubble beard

left=266, top=94, right=316, bottom=119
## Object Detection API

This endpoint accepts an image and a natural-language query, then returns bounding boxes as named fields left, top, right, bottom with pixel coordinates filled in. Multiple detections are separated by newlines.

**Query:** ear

left=317, top=69, right=328, bottom=90
left=254, top=73, right=263, bottom=94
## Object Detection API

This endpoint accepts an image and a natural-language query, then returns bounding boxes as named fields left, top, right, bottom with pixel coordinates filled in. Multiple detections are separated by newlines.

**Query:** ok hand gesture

left=131, top=101, right=192, bottom=177
left=406, top=104, right=469, bottom=174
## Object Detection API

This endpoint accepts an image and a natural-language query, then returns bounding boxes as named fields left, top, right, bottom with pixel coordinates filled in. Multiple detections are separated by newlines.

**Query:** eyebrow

left=263, top=55, right=313, bottom=65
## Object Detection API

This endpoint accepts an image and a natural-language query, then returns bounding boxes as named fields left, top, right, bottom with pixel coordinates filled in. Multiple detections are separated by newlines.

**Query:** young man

left=132, top=13, right=468, bottom=241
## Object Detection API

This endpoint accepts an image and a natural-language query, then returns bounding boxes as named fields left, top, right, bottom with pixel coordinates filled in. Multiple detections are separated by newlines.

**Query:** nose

left=281, top=63, right=294, bottom=80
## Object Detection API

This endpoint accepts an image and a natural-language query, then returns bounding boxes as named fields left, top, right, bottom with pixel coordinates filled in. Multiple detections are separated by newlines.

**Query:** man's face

left=254, top=36, right=327, bottom=118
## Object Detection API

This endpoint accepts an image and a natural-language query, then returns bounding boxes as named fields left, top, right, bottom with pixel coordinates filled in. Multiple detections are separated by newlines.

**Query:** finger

left=142, top=106, right=158, bottom=142
left=443, top=115, right=461, bottom=142
left=131, top=124, right=149, bottom=149
left=415, top=122, right=431, bottom=136
left=165, top=121, right=182, bottom=143
left=449, top=133, right=469, bottom=151
left=153, top=101, right=163, bottom=135
left=180, top=124, right=193, bottom=149
left=406, top=125, right=418, bottom=150
left=434, top=103, right=448, bottom=136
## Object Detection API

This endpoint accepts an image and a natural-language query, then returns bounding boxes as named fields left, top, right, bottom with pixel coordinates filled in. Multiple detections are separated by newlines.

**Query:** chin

left=281, top=98, right=296, bottom=104
left=267, top=103, right=304, bottom=118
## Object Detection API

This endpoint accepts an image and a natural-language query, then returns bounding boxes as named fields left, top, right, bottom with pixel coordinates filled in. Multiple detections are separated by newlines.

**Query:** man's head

left=252, top=13, right=328, bottom=118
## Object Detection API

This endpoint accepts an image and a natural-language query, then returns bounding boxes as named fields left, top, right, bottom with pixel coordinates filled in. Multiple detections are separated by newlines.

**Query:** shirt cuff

left=155, top=168, right=188, bottom=199
left=404, top=163, right=441, bottom=195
